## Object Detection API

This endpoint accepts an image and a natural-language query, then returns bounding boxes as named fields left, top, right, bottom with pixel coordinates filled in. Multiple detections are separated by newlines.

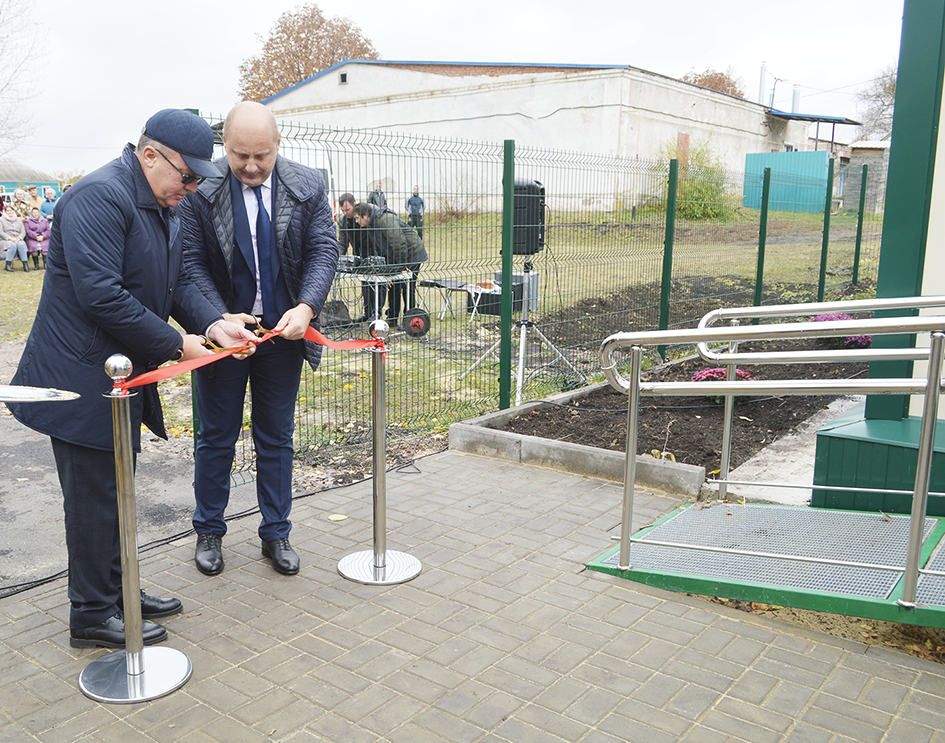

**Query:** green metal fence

left=190, top=118, right=884, bottom=476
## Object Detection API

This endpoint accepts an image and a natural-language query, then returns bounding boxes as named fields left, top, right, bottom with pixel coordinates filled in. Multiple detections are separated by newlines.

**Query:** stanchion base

left=78, top=646, right=192, bottom=704
left=338, top=550, right=422, bottom=585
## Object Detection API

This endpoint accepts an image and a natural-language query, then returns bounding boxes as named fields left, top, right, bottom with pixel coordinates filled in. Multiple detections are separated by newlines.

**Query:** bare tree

left=681, top=67, right=746, bottom=99
left=0, top=0, right=39, bottom=156
left=856, top=65, right=896, bottom=141
left=238, top=3, right=380, bottom=103
left=54, top=168, right=83, bottom=189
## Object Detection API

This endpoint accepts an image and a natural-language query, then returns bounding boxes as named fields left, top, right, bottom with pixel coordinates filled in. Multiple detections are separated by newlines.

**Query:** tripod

left=459, top=259, right=586, bottom=405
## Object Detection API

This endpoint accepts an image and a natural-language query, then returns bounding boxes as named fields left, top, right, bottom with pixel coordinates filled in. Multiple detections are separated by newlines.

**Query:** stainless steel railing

left=599, top=295, right=945, bottom=609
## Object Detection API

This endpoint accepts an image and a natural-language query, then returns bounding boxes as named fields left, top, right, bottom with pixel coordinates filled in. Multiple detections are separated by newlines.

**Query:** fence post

left=499, top=140, right=515, bottom=409
left=190, top=371, right=199, bottom=457
left=853, top=164, right=869, bottom=286
left=658, top=159, right=678, bottom=360
left=817, top=156, right=835, bottom=302
left=753, top=167, right=772, bottom=311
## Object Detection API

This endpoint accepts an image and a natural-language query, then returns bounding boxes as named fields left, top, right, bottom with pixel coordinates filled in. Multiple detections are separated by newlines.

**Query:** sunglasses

left=156, top=149, right=204, bottom=186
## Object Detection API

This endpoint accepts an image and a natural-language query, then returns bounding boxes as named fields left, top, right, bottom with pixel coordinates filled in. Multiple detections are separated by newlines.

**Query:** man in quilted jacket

left=180, top=102, right=339, bottom=577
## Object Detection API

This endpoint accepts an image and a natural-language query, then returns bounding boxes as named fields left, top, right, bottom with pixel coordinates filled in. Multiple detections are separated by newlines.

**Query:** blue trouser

left=4, top=240, right=26, bottom=262
left=192, top=336, right=303, bottom=541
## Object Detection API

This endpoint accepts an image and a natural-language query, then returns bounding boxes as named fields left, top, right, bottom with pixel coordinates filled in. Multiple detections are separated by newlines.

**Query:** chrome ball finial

left=104, top=354, right=133, bottom=383
left=369, top=319, right=390, bottom=341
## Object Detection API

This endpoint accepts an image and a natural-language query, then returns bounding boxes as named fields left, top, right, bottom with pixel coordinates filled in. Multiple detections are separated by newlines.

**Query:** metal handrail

left=598, top=295, right=945, bottom=610
left=602, top=314, right=945, bottom=394
left=697, top=295, right=945, bottom=366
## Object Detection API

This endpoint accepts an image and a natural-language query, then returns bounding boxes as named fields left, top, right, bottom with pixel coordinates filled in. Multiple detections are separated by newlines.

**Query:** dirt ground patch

left=501, top=336, right=945, bottom=664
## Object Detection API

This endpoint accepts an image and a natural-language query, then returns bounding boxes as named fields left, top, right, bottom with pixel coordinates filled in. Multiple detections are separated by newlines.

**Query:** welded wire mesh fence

left=189, top=117, right=884, bottom=476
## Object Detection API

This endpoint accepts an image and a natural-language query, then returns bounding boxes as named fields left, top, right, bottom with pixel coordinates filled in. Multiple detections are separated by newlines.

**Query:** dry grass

left=0, top=268, right=44, bottom=342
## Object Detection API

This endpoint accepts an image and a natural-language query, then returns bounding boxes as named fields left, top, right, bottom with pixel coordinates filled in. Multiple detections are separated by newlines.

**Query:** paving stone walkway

left=2, top=451, right=944, bottom=742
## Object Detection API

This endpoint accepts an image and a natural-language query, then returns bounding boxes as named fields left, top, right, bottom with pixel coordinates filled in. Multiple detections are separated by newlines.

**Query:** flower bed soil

left=502, top=338, right=869, bottom=474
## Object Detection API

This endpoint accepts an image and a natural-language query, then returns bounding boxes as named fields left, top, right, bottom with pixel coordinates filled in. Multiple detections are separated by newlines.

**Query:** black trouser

left=408, top=213, right=423, bottom=240
left=51, top=438, right=136, bottom=630
left=387, top=263, right=421, bottom=323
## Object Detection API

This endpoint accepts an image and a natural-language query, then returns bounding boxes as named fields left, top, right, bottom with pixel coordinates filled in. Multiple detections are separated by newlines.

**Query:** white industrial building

left=263, top=60, right=813, bottom=172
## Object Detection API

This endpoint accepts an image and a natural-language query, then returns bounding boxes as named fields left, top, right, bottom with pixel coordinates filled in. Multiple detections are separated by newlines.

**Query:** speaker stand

left=459, top=260, right=585, bottom=404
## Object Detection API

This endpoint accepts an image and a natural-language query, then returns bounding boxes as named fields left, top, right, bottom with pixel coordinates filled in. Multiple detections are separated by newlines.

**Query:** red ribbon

left=115, top=326, right=385, bottom=392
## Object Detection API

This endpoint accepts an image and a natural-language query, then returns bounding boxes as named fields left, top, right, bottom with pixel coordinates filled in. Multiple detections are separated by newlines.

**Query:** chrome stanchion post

left=718, top=320, right=740, bottom=503
left=373, top=319, right=388, bottom=572
left=78, top=355, right=192, bottom=704
left=898, top=331, right=945, bottom=609
left=339, top=321, right=422, bottom=585
left=618, top=345, right=643, bottom=571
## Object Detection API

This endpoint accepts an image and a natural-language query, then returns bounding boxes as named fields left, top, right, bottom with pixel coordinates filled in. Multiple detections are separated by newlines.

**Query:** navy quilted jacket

left=180, top=156, right=339, bottom=369
left=8, top=144, right=222, bottom=451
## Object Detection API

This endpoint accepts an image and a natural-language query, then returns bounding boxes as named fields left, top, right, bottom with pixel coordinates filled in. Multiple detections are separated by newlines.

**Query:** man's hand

left=180, top=333, right=214, bottom=361
left=274, top=303, right=315, bottom=340
left=207, top=320, right=257, bottom=359
left=222, top=312, right=258, bottom=328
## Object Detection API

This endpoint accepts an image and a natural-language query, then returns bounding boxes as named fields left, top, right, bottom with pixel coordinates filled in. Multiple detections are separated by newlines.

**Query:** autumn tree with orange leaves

left=238, top=3, right=380, bottom=102
left=681, top=67, right=746, bottom=99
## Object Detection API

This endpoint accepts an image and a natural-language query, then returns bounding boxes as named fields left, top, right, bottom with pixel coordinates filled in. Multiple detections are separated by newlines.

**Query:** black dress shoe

left=70, top=611, right=168, bottom=649
left=118, top=590, right=182, bottom=619
left=261, top=537, right=300, bottom=575
left=195, top=533, right=224, bottom=575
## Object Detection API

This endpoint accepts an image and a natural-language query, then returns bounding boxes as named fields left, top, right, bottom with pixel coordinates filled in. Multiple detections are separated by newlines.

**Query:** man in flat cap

left=7, top=109, right=255, bottom=649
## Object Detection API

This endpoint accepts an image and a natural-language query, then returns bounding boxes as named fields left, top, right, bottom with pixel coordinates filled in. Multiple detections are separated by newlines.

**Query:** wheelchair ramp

left=588, top=502, right=945, bottom=628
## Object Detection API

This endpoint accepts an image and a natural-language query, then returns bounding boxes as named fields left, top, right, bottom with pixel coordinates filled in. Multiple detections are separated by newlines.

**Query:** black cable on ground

left=0, top=443, right=449, bottom=600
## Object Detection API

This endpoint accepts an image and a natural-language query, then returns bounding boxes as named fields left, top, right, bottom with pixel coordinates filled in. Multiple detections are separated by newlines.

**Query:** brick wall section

left=847, top=146, right=890, bottom=212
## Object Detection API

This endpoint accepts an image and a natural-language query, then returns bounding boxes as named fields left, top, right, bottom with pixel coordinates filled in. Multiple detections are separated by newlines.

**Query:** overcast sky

left=15, top=0, right=903, bottom=176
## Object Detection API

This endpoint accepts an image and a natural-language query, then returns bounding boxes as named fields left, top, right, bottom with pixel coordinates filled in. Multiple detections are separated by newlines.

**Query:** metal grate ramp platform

left=589, top=503, right=945, bottom=627
left=916, top=538, right=945, bottom=607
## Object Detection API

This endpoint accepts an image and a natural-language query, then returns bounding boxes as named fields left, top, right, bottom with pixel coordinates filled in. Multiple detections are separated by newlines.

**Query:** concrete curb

left=449, top=381, right=705, bottom=496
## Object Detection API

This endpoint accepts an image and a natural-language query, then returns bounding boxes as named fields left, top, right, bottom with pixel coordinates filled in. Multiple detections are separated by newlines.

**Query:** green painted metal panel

left=866, top=0, right=945, bottom=420
left=813, top=403, right=945, bottom=515
left=743, top=151, right=828, bottom=212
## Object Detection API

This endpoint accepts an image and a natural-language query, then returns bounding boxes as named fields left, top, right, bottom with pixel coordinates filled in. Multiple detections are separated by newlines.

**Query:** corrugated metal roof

left=0, top=158, right=57, bottom=185
left=850, top=140, right=891, bottom=149
left=768, top=109, right=861, bottom=126
left=264, top=59, right=630, bottom=104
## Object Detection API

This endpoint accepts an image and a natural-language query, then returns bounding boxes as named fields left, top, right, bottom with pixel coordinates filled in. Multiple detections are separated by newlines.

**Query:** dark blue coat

left=8, top=144, right=222, bottom=451
left=179, top=155, right=339, bottom=369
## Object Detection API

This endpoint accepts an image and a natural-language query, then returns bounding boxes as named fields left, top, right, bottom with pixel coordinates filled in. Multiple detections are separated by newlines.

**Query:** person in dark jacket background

left=405, top=185, right=425, bottom=239
left=367, top=180, right=387, bottom=210
left=338, top=192, right=385, bottom=322
left=181, top=102, right=339, bottom=578
left=7, top=109, right=255, bottom=649
left=353, top=202, right=428, bottom=328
